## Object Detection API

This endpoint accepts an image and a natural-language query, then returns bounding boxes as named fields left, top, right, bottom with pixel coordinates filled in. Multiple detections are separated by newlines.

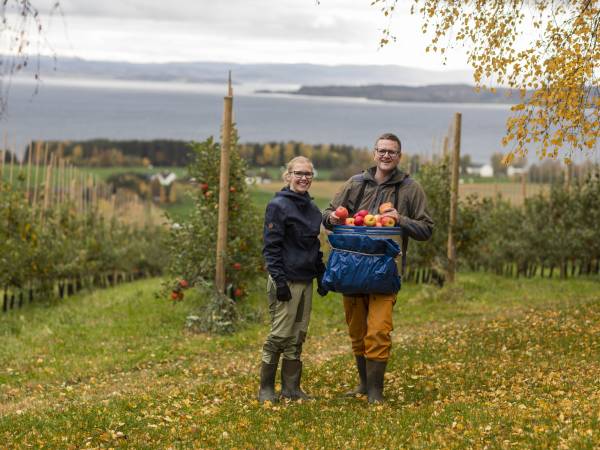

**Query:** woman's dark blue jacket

left=262, top=187, right=325, bottom=287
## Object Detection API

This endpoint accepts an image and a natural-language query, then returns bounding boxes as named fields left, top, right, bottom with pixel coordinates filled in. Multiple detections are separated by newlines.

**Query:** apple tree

left=166, top=131, right=264, bottom=308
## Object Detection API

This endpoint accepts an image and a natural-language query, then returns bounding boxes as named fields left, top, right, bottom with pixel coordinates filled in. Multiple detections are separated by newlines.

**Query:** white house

left=466, top=164, right=494, bottom=178
left=507, top=166, right=528, bottom=177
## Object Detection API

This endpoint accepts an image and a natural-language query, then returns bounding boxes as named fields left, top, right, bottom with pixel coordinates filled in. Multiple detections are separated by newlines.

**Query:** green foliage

left=408, top=161, right=600, bottom=281
left=0, top=179, right=167, bottom=305
left=165, top=133, right=264, bottom=332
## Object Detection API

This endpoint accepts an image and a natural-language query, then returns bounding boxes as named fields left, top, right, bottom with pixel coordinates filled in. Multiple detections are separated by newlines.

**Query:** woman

left=258, top=156, right=327, bottom=403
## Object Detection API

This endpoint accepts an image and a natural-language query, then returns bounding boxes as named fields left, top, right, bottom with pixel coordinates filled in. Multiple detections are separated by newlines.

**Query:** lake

left=2, top=77, right=515, bottom=164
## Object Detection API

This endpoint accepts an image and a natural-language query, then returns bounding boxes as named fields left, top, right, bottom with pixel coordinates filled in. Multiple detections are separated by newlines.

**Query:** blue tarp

left=322, top=234, right=401, bottom=294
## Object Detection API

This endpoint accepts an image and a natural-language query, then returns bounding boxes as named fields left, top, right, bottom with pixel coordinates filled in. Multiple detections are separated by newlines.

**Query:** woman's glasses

left=290, top=171, right=314, bottom=180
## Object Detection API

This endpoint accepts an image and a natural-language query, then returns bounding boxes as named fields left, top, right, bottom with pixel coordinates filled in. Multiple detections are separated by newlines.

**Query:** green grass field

left=1, top=274, right=599, bottom=448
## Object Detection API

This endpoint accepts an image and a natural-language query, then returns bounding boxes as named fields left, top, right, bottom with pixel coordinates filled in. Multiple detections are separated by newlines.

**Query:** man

left=322, top=132, right=433, bottom=404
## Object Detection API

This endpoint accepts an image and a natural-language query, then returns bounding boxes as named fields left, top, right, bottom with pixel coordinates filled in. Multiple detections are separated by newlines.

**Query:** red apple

left=234, top=288, right=243, bottom=298
left=357, top=209, right=369, bottom=217
left=345, top=217, right=355, bottom=226
left=179, top=279, right=189, bottom=288
left=363, top=214, right=377, bottom=226
left=233, top=262, right=241, bottom=270
left=335, top=206, right=348, bottom=220
left=379, top=202, right=393, bottom=214
left=200, top=183, right=209, bottom=192
left=354, top=215, right=364, bottom=226
left=230, top=186, right=236, bottom=192
left=170, top=291, right=179, bottom=300
left=382, top=216, right=396, bottom=227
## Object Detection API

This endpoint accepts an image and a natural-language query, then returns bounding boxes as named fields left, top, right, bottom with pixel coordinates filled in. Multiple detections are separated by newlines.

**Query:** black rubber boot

left=345, top=355, right=367, bottom=397
left=258, top=360, right=279, bottom=403
left=281, top=359, right=311, bottom=400
left=366, top=359, right=387, bottom=404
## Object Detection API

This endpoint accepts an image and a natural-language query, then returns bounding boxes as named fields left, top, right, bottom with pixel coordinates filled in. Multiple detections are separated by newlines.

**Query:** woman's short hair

left=282, top=156, right=314, bottom=184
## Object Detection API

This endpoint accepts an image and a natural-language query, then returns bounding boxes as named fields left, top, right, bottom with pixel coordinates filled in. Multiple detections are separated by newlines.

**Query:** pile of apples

left=335, top=202, right=396, bottom=227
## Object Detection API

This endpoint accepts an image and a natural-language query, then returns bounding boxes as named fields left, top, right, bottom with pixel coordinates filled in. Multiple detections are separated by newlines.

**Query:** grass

left=1, top=273, right=599, bottom=448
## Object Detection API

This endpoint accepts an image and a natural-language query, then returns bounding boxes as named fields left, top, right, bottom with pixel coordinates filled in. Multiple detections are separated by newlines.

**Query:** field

left=253, top=180, right=550, bottom=207
left=1, top=274, right=599, bottom=448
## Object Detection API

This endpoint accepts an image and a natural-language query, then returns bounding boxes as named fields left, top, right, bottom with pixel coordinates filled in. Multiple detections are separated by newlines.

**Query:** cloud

left=28, top=0, right=470, bottom=69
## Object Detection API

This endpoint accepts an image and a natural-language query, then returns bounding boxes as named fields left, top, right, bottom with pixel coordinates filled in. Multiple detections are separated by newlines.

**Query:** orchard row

left=0, top=181, right=167, bottom=312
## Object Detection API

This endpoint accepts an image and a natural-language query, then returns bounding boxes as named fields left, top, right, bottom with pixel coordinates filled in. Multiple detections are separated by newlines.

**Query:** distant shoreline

left=257, top=84, right=521, bottom=105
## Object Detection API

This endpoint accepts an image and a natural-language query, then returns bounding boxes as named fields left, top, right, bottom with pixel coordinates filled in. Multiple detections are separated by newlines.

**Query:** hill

left=261, top=83, right=521, bottom=104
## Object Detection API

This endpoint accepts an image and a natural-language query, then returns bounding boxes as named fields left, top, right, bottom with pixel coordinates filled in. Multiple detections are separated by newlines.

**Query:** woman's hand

left=276, top=284, right=292, bottom=302
left=329, top=212, right=344, bottom=225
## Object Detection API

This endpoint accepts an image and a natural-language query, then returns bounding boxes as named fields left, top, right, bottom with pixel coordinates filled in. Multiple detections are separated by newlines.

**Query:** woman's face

left=288, top=161, right=314, bottom=194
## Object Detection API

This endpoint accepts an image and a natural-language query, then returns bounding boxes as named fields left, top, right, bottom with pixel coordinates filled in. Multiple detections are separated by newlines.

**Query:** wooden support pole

left=521, top=171, right=527, bottom=201
left=447, top=112, right=461, bottom=284
left=215, top=72, right=234, bottom=294
left=442, top=136, right=449, bottom=159
left=31, top=143, right=41, bottom=216
left=9, top=146, right=14, bottom=184
left=26, top=142, right=33, bottom=202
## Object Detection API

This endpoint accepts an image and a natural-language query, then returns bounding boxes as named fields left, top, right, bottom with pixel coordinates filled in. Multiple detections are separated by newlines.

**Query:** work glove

left=276, top=283, right=292, bottom=302
left=317, top=276, right=328, bottom=297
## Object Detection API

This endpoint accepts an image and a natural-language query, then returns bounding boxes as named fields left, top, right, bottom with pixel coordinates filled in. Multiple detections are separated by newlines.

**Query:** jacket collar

left=363, top=166, right=409, bottom=185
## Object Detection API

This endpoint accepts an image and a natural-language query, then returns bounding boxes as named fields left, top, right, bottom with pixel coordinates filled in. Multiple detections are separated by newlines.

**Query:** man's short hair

left=375, top=133, right=402, bottom=151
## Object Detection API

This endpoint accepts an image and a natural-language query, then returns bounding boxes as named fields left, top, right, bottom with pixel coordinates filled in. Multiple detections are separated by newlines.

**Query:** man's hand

left=380, top=206, right=401, bottom=225
left=276, top=284, right=293, bottom=302
left=329, top=211, right=344, bottom=225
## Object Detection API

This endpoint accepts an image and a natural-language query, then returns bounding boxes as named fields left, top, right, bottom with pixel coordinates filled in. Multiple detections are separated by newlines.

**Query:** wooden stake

left=26, top=142, right=33, bottom=202
left=42, top=152, right=55, bottom=212
left=215, top=72, right=234, bottom=294
left=447, top=112, right=461, bottom=284
left=521, top=171, right=527, bottom=201
left=9, top=146, right=14, bottom=185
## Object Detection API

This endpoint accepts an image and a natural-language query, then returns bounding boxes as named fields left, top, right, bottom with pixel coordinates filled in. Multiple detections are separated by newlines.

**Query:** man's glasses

left=290, top=171, right=314, bottom=180
left=375, top=148, right=401, bottom=157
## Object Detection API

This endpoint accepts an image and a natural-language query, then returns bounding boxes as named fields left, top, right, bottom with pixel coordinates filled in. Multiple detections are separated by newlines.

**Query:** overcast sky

left=21, top=0, right=470, bottom=69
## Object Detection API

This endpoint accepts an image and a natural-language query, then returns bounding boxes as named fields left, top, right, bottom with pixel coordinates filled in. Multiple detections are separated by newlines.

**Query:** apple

left=233, top=262, right=242, bottom=270
left=179, top=279, right=189, bottom=289
left=379, top=202, right=394, bottom=214
left=357, top=209, right=369, bottom=217
left=205, top=191, right=213, bottom=198
left=335, top=206, right=349, bottom=220
left=375, top=222, right=383, bottom=227
left=345, top=217, right=355, bottom=226
left=200, top=183, right=209, bottom=192
left=230, top=186, right=236, bottom=192
left=234, top=288, right=243, bottom=298
left=382, top=216, right=396, bottom=227
left=170, top=291, right=179, bottom=300
left=354, top=215, right=365, bottom=226
left=363, top=214, right=377, bottom=226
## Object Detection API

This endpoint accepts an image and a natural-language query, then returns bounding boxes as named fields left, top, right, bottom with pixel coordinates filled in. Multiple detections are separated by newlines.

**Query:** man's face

left=373, top=139, right=401, bottom=173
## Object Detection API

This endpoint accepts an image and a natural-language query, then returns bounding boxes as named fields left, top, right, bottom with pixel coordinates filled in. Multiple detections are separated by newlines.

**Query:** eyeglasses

left=375, top=148, right=401, bottom=157
left=290, top=171, right=314, bottom=179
